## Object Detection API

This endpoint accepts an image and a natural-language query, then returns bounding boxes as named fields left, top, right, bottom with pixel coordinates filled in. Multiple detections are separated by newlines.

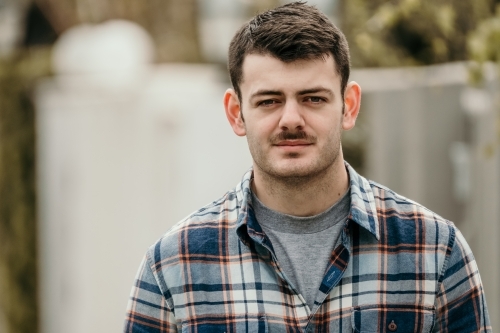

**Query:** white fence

left=35, top=22, right=252, bottom=333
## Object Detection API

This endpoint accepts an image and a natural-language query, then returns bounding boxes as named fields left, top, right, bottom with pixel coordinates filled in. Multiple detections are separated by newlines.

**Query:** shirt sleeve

left=433, top=227, right=491, bottom=332
left=124, top=253, right=177, bottom=332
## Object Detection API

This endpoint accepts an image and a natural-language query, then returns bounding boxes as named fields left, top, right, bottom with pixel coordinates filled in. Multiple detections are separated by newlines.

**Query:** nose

left=278, top=101, right=305, bottom=131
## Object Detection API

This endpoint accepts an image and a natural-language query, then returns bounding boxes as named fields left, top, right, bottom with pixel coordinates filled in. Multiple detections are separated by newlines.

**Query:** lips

left=275, top=140, right=312, bottom=146
left=273, top=140, right=313, bottom=153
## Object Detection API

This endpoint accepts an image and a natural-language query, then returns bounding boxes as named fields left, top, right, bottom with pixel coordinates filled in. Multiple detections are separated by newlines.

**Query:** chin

left=268, top=163, right=324, bottom=179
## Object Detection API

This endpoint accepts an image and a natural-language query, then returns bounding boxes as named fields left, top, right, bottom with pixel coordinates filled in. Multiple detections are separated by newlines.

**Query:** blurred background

left=0, top=0, right=499, bottom=332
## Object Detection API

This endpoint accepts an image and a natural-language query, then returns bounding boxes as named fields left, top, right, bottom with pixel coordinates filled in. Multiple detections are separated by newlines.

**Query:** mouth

left=273, top=140, right=313, bottom=153
left=275, top=140, right=312, bottom=147
left=270, top=131, right=316, bottom=153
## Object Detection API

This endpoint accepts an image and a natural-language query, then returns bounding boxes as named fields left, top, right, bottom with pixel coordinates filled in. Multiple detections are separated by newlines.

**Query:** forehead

left=239, top=54, right=341, bottom=97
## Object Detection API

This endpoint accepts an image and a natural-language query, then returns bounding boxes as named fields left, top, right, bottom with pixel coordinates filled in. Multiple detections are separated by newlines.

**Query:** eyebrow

left=297, top=87, right=334, bottom=97
left=250, top=90, right=284, bottom=100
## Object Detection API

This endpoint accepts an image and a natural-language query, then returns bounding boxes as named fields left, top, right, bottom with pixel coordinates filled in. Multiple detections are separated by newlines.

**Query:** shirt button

left=388, top=320, right=397, bottom=331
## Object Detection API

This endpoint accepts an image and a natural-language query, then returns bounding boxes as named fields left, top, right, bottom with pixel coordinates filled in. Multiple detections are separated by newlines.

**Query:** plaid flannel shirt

left=124, top=164, right=491, bottom=332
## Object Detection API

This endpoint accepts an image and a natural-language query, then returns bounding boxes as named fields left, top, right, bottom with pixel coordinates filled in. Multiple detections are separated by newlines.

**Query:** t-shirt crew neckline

left=250, top=187, right=351, bottom=234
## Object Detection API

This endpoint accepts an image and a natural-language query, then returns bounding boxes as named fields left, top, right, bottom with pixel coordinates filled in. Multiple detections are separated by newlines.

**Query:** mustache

left=270, top=131, right=316, bottom=144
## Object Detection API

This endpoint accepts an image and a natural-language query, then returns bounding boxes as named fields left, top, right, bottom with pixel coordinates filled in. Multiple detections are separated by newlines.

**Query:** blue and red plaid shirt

left=124, top=164, right=491, bottom=332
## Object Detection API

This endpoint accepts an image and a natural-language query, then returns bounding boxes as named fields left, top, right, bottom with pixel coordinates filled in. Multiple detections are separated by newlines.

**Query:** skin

left=224, top=53, right=361, bottom=217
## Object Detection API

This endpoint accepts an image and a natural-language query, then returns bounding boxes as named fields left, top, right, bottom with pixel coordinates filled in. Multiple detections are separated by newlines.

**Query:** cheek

left=246, top=127, right=269, bottom=146
left=244, top=122, right=263, bottom=143
left=308, top=113, right=342, bottom=134
left=247, top=116, right=278, bottom=137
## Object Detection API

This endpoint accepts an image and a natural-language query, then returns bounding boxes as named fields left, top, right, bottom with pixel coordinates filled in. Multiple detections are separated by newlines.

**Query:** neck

left=252, top=159, right=349, bottom=217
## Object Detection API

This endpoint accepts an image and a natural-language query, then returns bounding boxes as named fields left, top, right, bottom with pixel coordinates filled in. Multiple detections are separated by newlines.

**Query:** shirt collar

left=235, top=163, right=380, bottom=243
left=345, top=163, right=380, bottom=240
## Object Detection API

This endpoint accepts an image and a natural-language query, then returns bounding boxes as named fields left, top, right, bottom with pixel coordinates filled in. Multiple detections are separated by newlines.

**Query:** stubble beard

left=249, top=128, right=343, bottom=190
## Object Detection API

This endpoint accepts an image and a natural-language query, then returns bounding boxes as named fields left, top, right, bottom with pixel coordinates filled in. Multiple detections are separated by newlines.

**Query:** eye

left=305, top=96, right=326, bottom=103
left=257, top=99, right=280, bottom=107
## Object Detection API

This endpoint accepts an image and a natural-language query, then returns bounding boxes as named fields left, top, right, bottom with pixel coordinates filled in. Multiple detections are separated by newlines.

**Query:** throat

left=252, top=166, right=349, bottom=217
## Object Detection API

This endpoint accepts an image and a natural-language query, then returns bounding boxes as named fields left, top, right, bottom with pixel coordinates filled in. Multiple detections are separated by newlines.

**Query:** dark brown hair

left=228, top=1, right=351, bottom=101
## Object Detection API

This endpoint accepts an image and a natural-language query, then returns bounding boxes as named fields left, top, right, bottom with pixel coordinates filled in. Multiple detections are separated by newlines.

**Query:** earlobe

left=223, top=89, right=246, bottom=137
left=342, top=81, right=361, bottom=131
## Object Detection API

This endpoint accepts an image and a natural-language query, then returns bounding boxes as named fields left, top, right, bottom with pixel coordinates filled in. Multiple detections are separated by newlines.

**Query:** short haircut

left=228, top=1, right=351, bottom=101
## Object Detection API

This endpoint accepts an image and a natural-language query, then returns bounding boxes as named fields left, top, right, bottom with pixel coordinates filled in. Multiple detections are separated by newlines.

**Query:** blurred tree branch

left=247, top=0, right=282, bottom=15
left=341, top=0, right=498, bottom=67
left=33, top=0, right=80, bottom=33
left=0, top=48, right=51, bottom=333
left=467, top=4, right=500, bottom=82
left=33, top=0, right=201, bottom=62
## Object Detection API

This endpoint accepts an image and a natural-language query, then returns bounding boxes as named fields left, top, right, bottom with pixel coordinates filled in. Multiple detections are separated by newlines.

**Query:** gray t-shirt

left=251, top=188, right=351, bottom=311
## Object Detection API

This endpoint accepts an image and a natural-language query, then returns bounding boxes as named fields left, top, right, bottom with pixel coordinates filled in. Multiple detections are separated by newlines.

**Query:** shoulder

left=146, top=188, right=241, bottom=264
left=368, top=179, right=456, bottom=246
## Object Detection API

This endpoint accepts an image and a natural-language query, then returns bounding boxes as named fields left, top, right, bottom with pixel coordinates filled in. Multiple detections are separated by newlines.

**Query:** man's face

left=231, top=53, right=351, bottom=181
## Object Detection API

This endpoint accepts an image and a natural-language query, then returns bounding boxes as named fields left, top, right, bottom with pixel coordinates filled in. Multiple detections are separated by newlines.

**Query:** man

left=124, top=2, right=490, bottom=332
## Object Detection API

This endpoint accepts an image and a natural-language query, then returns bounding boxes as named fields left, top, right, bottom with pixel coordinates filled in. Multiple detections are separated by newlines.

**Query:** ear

left=342, top=81, right=362, bottom=131
left=224, top=89, right=246, bottom=136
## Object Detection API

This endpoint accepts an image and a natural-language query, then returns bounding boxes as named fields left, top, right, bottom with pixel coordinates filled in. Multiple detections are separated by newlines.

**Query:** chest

left=168, top=240, right=437, bottom=332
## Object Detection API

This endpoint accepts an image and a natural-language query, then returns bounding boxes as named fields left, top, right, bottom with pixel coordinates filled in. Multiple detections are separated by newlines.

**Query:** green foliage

left=467, top=4, right=500, bottom=81
left=341, top=0, right=496, bottom=67
left=0, top=48, right=51, bottom=333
